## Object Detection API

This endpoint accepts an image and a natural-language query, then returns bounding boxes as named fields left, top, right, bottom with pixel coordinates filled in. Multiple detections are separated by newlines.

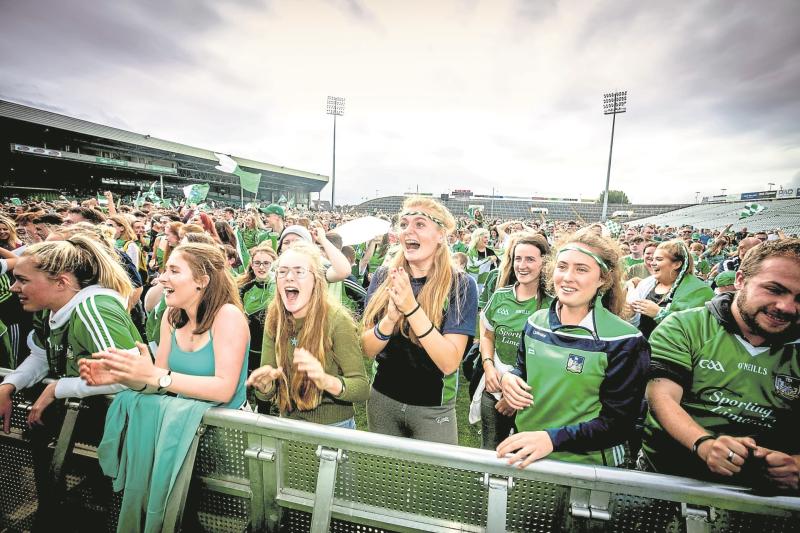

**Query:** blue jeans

left=329, top=417, right=356, bottom=429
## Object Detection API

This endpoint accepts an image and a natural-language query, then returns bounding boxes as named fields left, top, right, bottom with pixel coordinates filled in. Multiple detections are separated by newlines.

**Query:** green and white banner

left=214, top=153, right=262, bottom=194
left=183, top=183, right=210, bottom=204
left=739, top=203, right=766, bottom=219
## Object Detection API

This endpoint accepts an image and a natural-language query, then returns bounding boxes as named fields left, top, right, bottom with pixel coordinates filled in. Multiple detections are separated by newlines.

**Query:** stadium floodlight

left=768, top=182, right=775, bottom=191
left=326, top=96, right=345, bottom=209
left=601, top=90, right=627, bottom=221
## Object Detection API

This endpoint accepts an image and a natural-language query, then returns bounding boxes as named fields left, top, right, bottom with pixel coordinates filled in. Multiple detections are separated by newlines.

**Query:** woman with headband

left=362, top=197, right=478, bottom=444
left=628, top=239, right=714, bottom=339
left=497, top=229, right=650, bottom=468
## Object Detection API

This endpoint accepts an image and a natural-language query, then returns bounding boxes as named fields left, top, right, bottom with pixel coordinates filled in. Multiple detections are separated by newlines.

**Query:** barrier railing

left=1, top=369, right=799, bottom=532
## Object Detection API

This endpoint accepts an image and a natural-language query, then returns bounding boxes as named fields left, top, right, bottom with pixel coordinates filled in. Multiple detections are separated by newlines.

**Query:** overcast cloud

left=2, top=0, right=799, bottom=204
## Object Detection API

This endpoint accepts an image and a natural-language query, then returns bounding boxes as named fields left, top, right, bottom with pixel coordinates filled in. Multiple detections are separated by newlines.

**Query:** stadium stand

left=632, top=198, right=800, bottom=234
left=353, top=196, right=690, bottom=223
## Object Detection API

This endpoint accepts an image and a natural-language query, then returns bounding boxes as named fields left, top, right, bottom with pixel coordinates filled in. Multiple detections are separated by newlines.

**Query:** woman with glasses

left=247, top=241, right=368, bottom=427
left=362, top=197, right=478, bottom=444
left=238, top=244, right=278, bottom=373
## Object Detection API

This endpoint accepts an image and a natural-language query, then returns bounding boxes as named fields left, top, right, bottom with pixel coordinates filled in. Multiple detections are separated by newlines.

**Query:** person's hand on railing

left=246, top=365, right=284, bottom=394
left=752, top=447, right=800, bottom=490
left=27, top=382, right=57, bottom=428
left=500, top=373, right=533, bottom=410
left=696, top=435, right=757, bottom=477
left=496, top=430, right=554, bottom=469
left=0, top=384, right=14, bottom=433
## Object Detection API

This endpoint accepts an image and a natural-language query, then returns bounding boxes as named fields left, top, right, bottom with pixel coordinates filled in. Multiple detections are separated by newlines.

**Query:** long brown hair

left=362, top=196, right=462, bottom=344
left=167, top=243, right=243, bottom=334
left=265, top=241, right=348, bottom=412
left=497, top=232, right=550, bottom=302
left=546, top=229, right=627, bottom=318
left=162, top=221, right=184, bottom=271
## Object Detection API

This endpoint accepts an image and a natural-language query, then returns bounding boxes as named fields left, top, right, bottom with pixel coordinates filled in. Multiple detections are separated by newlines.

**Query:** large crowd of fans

left=0, top=190, right=797, bottom=526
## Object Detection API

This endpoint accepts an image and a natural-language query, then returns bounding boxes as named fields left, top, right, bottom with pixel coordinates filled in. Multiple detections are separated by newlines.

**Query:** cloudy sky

left=2, top=0, right=799, bottom=205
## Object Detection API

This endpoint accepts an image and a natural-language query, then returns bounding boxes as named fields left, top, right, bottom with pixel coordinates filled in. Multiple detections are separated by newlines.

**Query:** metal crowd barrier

left=1, top=369, right=799, bottom=532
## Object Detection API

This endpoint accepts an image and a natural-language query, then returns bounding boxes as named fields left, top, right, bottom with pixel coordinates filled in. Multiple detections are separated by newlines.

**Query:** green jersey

left=642, top=294, right=800, bottom=480
left=31, top=288, right=141, bottom=378
left=514, top=299, right=649, bottom=466
left=481, top=285, right=552, bottom=366
left=145, top=294, right=168, bottom=347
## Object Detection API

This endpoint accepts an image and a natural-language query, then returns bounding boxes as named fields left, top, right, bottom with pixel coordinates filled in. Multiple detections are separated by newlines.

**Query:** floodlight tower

left=326, top=96, right=345, bottom=209
left=601, top=91, right=627, bottom=221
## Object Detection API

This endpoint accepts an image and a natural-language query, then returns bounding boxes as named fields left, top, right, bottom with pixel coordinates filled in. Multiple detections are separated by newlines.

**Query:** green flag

left=143, top=181, right=160, bottom=202
left=183, top=183, right=210, bottom=204
left=11, top=198, right=22, bottom=206
left=234, top=227, right=251, bottom=270
left=214, top=153, right=261, bottom=194
left=739, top=203, right=765, bottom=219
left=278, top=194, right=287, bottom=205
left=236, top=168, right=261, bottom=194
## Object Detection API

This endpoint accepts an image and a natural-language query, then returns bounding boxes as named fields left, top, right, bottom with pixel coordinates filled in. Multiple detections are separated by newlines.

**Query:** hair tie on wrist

left=374, top=323, right=392, bottom=342
left=417, top=323, right=436, bottom=339
left=404, top=302, right=420, bottom=318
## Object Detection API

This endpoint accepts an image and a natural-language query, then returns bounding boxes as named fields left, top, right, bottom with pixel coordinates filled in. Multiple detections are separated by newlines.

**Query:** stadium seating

left=353, top=196, right=690, bottom=223
left=632, top=198, right=800, bottom=235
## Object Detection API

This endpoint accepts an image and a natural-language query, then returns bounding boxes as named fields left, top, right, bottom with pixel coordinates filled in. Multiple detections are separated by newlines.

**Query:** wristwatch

left=157, top=370, right=173, bottom=391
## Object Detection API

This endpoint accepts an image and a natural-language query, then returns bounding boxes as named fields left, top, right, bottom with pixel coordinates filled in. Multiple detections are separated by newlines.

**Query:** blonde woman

left=248, top=241, right=368, bottom=427
left=0, top=214, right=23, bottom=251
left=362, top=197, right=478, bottom=444
left=1, top=235, right=140, bottom=431
left=466, top=228, right=498, bottom=294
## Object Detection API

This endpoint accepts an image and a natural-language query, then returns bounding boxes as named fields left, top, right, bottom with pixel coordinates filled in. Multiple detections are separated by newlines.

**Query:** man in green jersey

left=641, top=239, right=800, bottom=490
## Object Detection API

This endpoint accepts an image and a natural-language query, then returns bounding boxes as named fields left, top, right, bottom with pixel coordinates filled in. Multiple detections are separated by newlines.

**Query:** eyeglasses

left=252, top=261, right=272, bottom=269
left=276, top=266, right=309, bottom=279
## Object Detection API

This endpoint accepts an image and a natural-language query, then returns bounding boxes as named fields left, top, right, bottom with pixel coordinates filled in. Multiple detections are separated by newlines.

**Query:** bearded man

left=639, top=239, right=800, bottom=491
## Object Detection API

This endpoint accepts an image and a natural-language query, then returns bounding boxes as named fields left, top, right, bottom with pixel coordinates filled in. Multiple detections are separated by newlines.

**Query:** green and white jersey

left=641, top=296, right=800, bottom=480
left=3, top=286, right=141, bottom=400
left=513, top=298, right=650, bottom=466
left=31, top=288, right=141, bottom=379
left=481, top=285, right=552, bottom=366
left=145, top=293, right=168, bottom=347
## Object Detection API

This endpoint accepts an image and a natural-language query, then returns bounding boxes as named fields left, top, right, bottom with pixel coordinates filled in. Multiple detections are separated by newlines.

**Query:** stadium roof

left=0, top=99, right=328, bottom=184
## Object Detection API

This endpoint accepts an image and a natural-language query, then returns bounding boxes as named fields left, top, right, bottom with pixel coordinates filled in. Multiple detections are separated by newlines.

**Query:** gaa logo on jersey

left=566, top=354, right=585, bottom=374
left=774, top=374, right=800, bottom=401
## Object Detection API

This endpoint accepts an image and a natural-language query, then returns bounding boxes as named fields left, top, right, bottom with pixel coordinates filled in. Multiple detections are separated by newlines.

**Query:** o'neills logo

left=706, top=390, right=775, bottom=428
left=737, top=362, right=768, bottom=376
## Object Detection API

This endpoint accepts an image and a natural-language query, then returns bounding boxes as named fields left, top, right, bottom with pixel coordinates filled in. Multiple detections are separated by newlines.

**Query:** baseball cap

left=260, top=204, right=285, bottom=218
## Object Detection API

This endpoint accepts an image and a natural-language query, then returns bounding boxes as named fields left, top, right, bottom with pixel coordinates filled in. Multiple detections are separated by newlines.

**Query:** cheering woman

left=362, top=197, right=478, bottom=444
left=247, top=241, right=368, bottom=427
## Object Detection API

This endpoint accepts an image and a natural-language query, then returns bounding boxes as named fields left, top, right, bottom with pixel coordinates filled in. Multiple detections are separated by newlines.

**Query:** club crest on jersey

left=774, top=374, right=800, bottom=401
left=566, top=354, right=585, bottom=374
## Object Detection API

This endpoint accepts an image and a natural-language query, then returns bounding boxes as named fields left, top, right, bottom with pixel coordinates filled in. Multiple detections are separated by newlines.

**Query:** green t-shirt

left=622, top=256, right=644, bottom=269
left=33, top=292, right=142, bottom=378
left=481, top=285, right=552, bottom=365
left=642, top=304, right=800, bottom=480
left=451, top=242, right=468, bottom=254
